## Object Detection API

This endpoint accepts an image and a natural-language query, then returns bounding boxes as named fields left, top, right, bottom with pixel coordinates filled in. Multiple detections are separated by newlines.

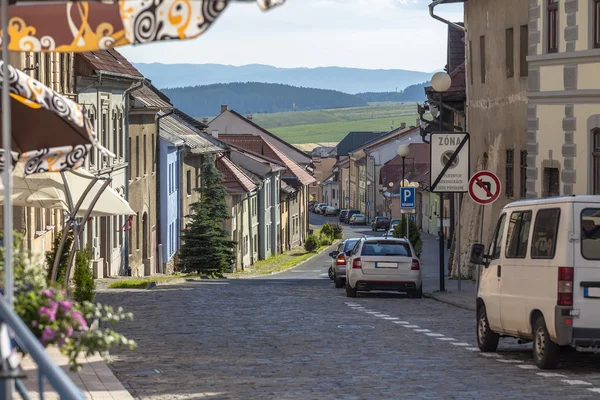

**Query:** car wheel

left=533, top=315, right=561, bottom=369
left=334, top=278, right=344, bottom=288
left=412, top=285, right=423, bottom=298
left=346, top=280, right=357, bottom=297
left=328, top=267, right=334, bottom=280
left=477, top=305, right=500, bottom=352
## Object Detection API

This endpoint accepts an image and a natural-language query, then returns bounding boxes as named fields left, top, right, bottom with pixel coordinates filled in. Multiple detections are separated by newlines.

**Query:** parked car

left=371, top=216, right=390, bottom=231
left=345, top=209, right=361, bottom=223
left=349, top=214, right=366, bottom=225
left=470, top=195, right=600, bottom=369
left=323, top=206, right=339, bottom=216
left=390, top=218, right=401, bottom=230
left=328, top=238, right=361, bottom=288
left=339, top=209, right=349, bottom=222
left=314, top=203, right=328, bottom=214
left=345, top=237, right=422, bottom=298
left=383, top=229, right=395, bottom=238
left=308, top=201, right=317, bottom=212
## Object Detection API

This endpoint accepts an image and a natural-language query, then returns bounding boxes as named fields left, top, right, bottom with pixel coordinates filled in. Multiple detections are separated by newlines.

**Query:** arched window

left=112, top=109, right=118, bottom=162
left=593, top=129, right=600, bottom=194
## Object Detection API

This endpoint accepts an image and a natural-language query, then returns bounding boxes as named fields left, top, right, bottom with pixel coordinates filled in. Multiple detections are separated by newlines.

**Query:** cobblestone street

left=97, top=217, right=600, bottom=399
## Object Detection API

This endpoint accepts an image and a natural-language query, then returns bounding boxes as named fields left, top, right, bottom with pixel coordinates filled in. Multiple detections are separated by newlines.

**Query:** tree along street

left=97, top=215, right=600, bottom=399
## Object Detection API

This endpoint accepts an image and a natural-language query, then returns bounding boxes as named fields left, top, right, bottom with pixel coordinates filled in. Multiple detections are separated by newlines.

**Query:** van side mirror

left=329, top=251, right=339, bottom=258
left=345, top=251, right=353, bottom=257
left=470, top=243, right=487, bottom=266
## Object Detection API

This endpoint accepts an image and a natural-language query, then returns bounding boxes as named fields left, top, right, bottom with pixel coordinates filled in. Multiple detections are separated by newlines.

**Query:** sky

left=119, top=0, right=464, bottom=73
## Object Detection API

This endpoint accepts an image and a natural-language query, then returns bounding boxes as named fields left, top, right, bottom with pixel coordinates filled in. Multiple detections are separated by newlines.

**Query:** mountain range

left=134, top=63, right=434, bottom=94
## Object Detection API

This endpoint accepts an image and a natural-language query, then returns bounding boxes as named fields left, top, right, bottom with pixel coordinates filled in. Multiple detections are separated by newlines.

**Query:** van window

left=505, top=211, right=532, bottom=258
left=488, top=214, right=507, bottom=260
left=581, top=208, right=600, bottom=260
left=531, top=208, right=560, bottom=259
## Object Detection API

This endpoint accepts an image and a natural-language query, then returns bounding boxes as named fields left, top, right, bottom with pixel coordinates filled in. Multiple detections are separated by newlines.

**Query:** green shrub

left=73, top=246, right=95, bottom=303
left=45, top=230, right=74, bottom=284
left=320, top=223, right=334, bottom=238
left=304, top=234, right=320, bottom=252
left=330, top=223, right=343, bottom=239
left=393, top=218, right=423, bottom=255
left=320, top=236, right=333, bottom=246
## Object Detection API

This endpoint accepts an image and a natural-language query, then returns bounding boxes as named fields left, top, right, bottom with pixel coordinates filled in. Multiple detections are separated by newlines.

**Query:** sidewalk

left=15, top=347, right=133, bottom=400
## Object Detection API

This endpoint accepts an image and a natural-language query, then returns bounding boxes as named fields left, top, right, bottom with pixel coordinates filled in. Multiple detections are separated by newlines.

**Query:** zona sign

left=468, top=171, right=501, bottom=205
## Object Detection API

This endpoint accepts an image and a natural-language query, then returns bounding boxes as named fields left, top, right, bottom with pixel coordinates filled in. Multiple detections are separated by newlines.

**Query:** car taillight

left=558, top=267, right=574, bottom=306
left=352, top=257, right=362, bottom=269
left=336, top=254, right=346, bottom=266
left=411, top=259, right=420, bottom=271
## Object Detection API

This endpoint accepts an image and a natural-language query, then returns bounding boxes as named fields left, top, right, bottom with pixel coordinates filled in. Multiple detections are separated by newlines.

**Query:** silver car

left=329, top=238, right=361, bottom=288
left=349, top=214, right=366, bottom=225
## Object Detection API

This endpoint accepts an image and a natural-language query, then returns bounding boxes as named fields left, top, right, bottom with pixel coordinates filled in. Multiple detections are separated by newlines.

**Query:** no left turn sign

left=468, top=171, right=501, bottom=205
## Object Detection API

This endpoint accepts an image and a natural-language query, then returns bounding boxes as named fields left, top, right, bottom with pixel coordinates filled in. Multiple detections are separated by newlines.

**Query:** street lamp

left=397, top=145, right=410, bottom=237
left=366, top=181, right=371, bottom=221
left=431, top=71, right=451, bottom=293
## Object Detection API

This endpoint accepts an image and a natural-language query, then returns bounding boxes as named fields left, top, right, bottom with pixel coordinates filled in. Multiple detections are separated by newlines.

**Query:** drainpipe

left=123, top=78, right=145, bottom=276
left=429, top=0, right=466, bottom=32
left=155, top=109, right=174, bottom=273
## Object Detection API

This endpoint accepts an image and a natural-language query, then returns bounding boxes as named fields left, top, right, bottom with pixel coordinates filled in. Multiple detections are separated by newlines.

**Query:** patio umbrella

left=0, top=0, right=284, bottom=53
left=0, top=60, right=111, bottom=175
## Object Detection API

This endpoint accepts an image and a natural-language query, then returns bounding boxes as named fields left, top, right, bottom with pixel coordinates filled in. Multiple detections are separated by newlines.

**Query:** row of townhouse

left=8, top=49, right=315, bottom=276
left=428, top=0, right=600, bottom=275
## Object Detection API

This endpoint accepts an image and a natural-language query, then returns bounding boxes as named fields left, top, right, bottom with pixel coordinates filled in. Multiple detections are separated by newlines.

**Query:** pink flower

left=41, top=328, right=55, bottom=343
left=65, top=327, right=73, bottom=338
left=39, top=306, right=56, bottom=322
left=71, top=312, right=87, bottom=330
left=59, top=300, right=72, bottom=313
left=60, top=290, right=66, bottom=296
left=42, top=289, right=53, bottom=298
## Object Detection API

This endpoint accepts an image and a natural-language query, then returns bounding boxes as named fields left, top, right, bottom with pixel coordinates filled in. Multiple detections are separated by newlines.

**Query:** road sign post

left=400, top=187, right=416, bottom=240
left=430, top=132, right=470, bottom=292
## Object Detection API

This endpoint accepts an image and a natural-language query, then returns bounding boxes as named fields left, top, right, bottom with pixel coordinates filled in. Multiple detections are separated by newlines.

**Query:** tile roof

left=79, top=49, right=143, bottom=77
left=336, top=131, right=388, bottom=156
left=226, top=143, right=286, bottom=174
left=280, top=180, right=297, bottom=194
left=159, top=110, right=223, bottom=154
left=174, top=109, right=207, bottom=130
left=217, top=155, right=257, bottom=194
left=218, top=134, right=315, bottom=186
left=132, top=83, right=172, bottom=110
left=381, top=162, right=430, bottom=189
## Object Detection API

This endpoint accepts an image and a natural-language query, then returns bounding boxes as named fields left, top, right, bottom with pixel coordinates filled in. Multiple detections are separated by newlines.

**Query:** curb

left=424, top=291, right=477, bottom=312
left=146, top=277, right=188, bottom=289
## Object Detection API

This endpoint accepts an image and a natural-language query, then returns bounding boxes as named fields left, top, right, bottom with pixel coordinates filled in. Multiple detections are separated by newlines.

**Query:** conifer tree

left=178, top=154, right=236, bottom=276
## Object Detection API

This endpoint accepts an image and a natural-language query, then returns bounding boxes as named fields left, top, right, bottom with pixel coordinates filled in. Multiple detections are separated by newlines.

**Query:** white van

left=470, top=196, right=600, bottom=369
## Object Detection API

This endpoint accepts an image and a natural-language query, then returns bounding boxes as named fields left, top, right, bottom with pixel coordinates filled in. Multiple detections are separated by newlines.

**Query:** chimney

left=246, top=114, right=253, bottom=121
left=400, top=122, right=406, bottom=129
left=211, top=130, right=219, bottom=138
left=202, top=117, right=208, bottom=124
left=220, top=105, right=228, bottom=114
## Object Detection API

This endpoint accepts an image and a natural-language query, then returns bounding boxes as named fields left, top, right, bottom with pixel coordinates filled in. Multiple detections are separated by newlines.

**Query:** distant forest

left=161, top=81, right=429, bottom=117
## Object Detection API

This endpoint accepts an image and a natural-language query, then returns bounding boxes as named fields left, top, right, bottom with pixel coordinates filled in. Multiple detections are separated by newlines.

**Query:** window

left=186, top=170, right=191, bottom=195
left=152, top=134, right=155, bottom=172
left=332, top=189, right=336, bottom=199
left=101, top=112, right=109, bottom=167
left=505, top=211, right=532, bottom=258
left=469, top=40, right=474, bottom=85
left=594, top=129, right=600, bottom=194
left=506, top=28, right=514, bottom=77
left=480, top=35, right=486, bottom=83
left=89, top=112, right=96, bottom=166
left=487, top=214, right=507, bottom=260
left=520, top=150, right=528, bottom=198
left=127, top=136, right=131, bottom=174
left=531, top=208, right=560, bottom=259
left=360, top=241, right=411, bottom=257
left=520, top=25, right=529, bottom=77
left=44, top=54, right=51, bottom=85
left=254, top=234, right=258, bottom=253
left=112, top=113, right=118, bottom=160
left=135, top=136, right=140, bottom=177
left=113, top=216, right=118, bottom=248
left=195, top=167, right=200, bottom=188
left=266, top=225, right=270, bottom=250
left=506, top=149, right=514, bottom=197
left=244, top=235, right=249, bottom=255
left=143, top=135, right=147, bottom=175
left=119, top=113, right=124, bottom=159
left=595, top=0, right=600, bottom=48
left=543, top=167, right=560, bottom=197
left=265, top=182, right=271, bottom=208
left=547, top=0, right=558, bottom=53
left=136, top=212, right=140, bottom=250
left=581, top=208, right=600, bottom=259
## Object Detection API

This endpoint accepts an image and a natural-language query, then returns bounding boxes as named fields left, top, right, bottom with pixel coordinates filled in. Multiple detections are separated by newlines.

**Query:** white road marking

left=560, top=380, right=592, bottom=385
left=392, top=321, right=410, bottom=325
left=517, top=365, right=538, bottom=370
left=373, top=314, right=389, bottom=317
left=414, top=329, right=431, bottom=333
left=497, top=359, right=523, bottom=364
left=451, top=342, right=472, bottom=347
left=365, top=311, right=380, bottom=314
left=426, top=333, right=444, bottom=337
left=383, top=317, right=399, bottom=320
left=536, top=372, right=567, bottom=378
left=478, top=353, right=502, bottom=358
left=465, top=347, right=479, bottom=352
left=437, top=337, right=456, bottom=341
left=403, top=325, right=420, bottom=328
left=588, top=388, right=600, bottom=393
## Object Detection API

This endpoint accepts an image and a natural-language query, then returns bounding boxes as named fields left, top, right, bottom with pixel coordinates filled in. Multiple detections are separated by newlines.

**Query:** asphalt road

left=97, top=213, right=600, bottom=399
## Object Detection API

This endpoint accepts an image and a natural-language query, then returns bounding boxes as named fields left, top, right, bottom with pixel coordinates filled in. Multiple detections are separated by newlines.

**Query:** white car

left=344, top=237, right=422, bottom=298
left=383, top=229, right=395, bottom=238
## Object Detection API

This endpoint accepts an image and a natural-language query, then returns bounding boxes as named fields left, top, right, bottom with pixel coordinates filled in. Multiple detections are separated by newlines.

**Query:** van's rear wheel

left=477, top=305, right=499, bottom=352
left=334, top=277, right=344, bottom=288
left=346, top=280, right=357, bottom=297
left=533, top=316, right=560, bottom=369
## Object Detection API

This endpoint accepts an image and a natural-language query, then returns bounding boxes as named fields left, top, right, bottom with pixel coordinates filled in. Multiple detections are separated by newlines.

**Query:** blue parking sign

left=400, top=187, right=416, bottom=209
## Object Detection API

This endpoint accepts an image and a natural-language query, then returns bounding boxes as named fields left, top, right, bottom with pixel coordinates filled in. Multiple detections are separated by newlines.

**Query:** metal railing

left=0, top=296, right=85, bottom=399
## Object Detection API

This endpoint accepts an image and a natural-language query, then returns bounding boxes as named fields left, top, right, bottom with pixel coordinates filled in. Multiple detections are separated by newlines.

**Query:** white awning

left=0, top=164, right=135, bottom=217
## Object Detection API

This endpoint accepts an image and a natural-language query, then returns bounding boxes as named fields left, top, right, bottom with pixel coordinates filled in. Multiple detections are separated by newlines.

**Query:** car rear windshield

left=361, top=241, right=412, bottom=257
left=343, top=239, right=360, bottom=251
left=377, top=217, right=389, bottom=221
left=581, top=208, right=600, bottom=260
